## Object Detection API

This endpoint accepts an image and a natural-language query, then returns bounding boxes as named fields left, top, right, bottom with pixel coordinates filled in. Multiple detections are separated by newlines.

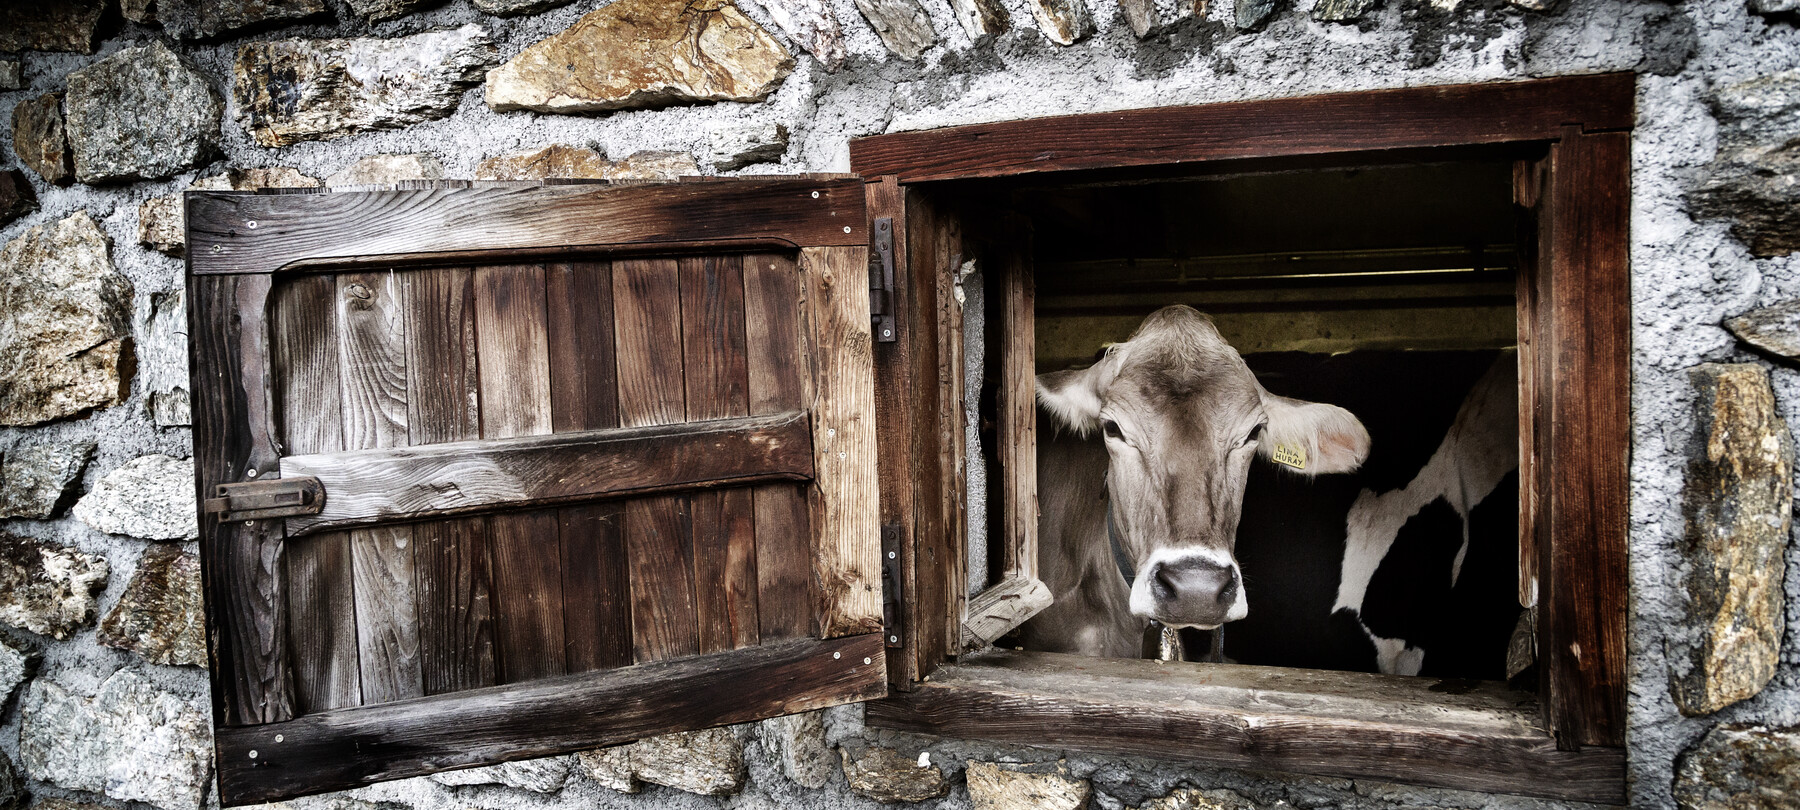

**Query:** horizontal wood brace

left=187, top=177, right=869, bottom=276
left=215, top=633, right=887, bottom=805
left=867, top=650, right=1624, bottom=805
left=280, top=411, right=813, bottom=537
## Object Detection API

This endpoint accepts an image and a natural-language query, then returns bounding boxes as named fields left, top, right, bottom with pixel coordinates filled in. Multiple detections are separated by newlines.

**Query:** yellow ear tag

left=1273, top=443, right=1307, bottom=470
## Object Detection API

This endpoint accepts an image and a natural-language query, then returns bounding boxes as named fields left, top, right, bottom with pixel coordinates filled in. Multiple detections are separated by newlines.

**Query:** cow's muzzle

left=1138, top=553, right=1246, bottom=628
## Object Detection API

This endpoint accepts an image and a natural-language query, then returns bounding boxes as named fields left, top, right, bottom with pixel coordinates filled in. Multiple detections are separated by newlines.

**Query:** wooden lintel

left=848, top=74, right=1635, bottom=183
left=280, top=411, right=814, bottom=536
left=867, top=650, right=1625, bottom=805
left=216, top=634, right=887, bottom=806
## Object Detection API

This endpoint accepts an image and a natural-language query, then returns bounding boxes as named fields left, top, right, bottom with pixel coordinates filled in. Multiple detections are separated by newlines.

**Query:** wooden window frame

left=848, top=74, right=1632, bottom=804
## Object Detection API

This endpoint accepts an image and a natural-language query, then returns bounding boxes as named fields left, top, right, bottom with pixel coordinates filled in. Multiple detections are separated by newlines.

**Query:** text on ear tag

left=1273, top=443, right=1307, bottom=470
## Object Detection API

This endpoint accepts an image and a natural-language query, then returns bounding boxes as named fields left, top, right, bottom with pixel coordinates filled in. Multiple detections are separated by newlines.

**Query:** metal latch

left=870, top=217, right=897, bottom=343
left=881, top=522, right=904, bottom=647
left=202, top=476, right=325, bottom=522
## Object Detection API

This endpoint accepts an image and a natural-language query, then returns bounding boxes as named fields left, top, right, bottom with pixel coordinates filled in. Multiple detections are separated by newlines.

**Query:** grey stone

left=1688, top=70, right=1800, bottom=258
left=325, top=153, right=446, bottom=187
left=98, top=545, right=206, bottom=667
left=0, top=60, right=21, bottom=90
left=0, top=533, right=108, bottom=639
left=1749, top=0, right=1799, bottom=16
left=1236, top=0, right=1278, bottom=30
left=140, top=168, right=319, bottom=258
left=0, top=440, right=96, bottom=519
left=0, top=170, right=37, bottom=227
left=474, top=145, right=612, bottom=180
left=74, top=455, right=199, bottom=541
left=64, top=41, right=223, bottom=185
left=142, top=291, right=191, bottom=427
left=1312, top=0, right=1377, bottom=22
left=602, top=151, right=700, bottom=181
left=12, top=93, right=72, bottom=186
left=432, top=756, right=572, bottom=793
left=19, top=668, right=212, bottom=810
left=1674, top=724, right=1800, bottom=809
left=630, top=729, right=745, bottom=796
left=1672, top=364, right=1792, bottom=715
left=1137, top=787, right=1259, bottom=810
left=842, top=746, right=949, bottom=803
left=857, top=0, right=938, bottom=60
left=345, top=0, right=440, bottom=22
left=33, top=800, right=113, bottom=810
left=0, top=635, right=34, bottom=708
left=948, top=0, right=1011, bottom=42
left=1025, top=0, right=1095, bottom=45
left=0, top=749, right=20, bottom=810
left=1117, top=0, right=1200, bottom=38
left=154, top=0, right=330, bottom=40
left=707, top=122, right=790, bottom=170
left=761, top=0, right=848, bottom=69
left=473, top=0, right=573, bottom=16
left=1726, top=299, right=1800, bottom=362
left=234, top=26, right=496, bottom=148
left=967, top=761, right=1091, bottom=810
left=485, top=0, right=794, bottom=115
left=0, top=211, right=132, bottom=426
left=575, top=746, right=639, bottom=793
left=760, top=710, right=833, bottom=789
left=0, top=1, right=104, bottom=53
left=122, top=0, right=156, bottom=23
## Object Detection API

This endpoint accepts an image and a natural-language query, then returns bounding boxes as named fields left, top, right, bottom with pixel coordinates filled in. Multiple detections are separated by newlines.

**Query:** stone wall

left=0, top=0, right=1797, bottom=809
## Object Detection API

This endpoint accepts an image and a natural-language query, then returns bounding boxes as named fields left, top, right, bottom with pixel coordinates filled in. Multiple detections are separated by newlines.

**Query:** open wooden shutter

left=185, top=178, right=884, bottom=805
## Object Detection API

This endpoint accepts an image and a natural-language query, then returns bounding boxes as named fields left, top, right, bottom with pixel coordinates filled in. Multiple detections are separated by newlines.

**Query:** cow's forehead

left=1110, top=350, right=1263, bottom=425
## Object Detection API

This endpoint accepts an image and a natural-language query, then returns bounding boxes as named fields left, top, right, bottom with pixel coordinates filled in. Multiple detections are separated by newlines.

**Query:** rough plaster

left=1, top=0, right=1797, bottom=808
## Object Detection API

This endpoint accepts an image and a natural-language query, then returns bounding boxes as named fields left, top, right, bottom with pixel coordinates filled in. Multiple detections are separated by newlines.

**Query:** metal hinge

left=870, top=217, right=897, bottom=343
left=202, top=476, right=325, bottom=523
left=881, top=522, right=904, bottom=647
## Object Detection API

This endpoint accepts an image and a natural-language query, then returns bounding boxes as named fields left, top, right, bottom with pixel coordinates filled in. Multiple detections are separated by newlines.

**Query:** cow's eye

left=1102, top=419, right=1124, bottom=441
left=1242, top=423, right=1266, bottom=447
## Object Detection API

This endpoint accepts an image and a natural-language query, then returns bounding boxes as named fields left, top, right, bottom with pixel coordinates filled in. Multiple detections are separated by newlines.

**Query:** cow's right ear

left=1037, top=366, right=1106, bottom=435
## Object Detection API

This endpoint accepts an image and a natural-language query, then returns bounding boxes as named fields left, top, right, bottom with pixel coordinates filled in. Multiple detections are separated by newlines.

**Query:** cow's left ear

left=1258, top=392, right=1371, bottom=475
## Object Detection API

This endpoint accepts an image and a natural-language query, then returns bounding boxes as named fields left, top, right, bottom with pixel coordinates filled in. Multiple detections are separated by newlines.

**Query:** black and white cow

left=1023, top=304, right=1522, bottom=680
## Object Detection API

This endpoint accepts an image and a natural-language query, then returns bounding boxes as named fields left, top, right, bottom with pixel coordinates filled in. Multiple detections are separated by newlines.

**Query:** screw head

left=843, top=226, right=852, bottom=233
left=882, top=329, right=893, bottom=338
left=210, top=244, right=223, bottom=254
left=889, top=636, right=899, bottom=643
left=863, top=657, right=872, bottom=665
left=812, top=191, right=821, bottom=198
left=275, top=734, right=284, bottom=743
left=248, top=750, right=258, bottom=759
left=246, top=468, right=258, bottom=478
left=888, top=551, right=896, bottom=559
left=833, top=652, right=841, bottom=659
left=246, top=220, right=258, bottom=229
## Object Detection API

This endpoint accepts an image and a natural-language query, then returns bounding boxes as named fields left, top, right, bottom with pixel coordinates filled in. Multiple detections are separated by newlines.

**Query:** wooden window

left=187, top=179, right=884, bottom=805
left=848, top=75, right=1632, bottom=805
left=188, top=76, right=1631, bottom=808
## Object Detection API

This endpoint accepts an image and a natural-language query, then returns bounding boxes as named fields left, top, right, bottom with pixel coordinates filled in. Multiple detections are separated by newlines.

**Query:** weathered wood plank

left=743, top=254, right=817, bottom=641
left=801, top=246, right=883, bottom=638
left=998, top=234, right=1037, bottom=581
left=846, top=75, right=1637, bottom=183
left=1512, top=158, right=1544, bottom=611
left=545, top=261, right=631, bottom=673
left=615, top=256, right=700, bottom=662
left=959, top=575, right=1052, bottom=652
left=187, top=179, right=870, bottom=276
left=866, top=650, right=1625, bottom=805
left=866, top=179, right=920, bottom=684
left=931, top=206, right=968, bottom=659
left=474, top=264, right=564, bottom=683
left=271, top=274, right=361, bottom=713
left=282, top=412, right=814, bottom=535
left=403, top=267, right=494, bottom=695
left=1540, top=130, right=1629, bottom=749
left=681, top=256, right=759, bottom=653
left=216, top=634, right=887, bottom=806
left=336, top=272, right=422, bottom=705
left=190, top=272, right=295, bottom=725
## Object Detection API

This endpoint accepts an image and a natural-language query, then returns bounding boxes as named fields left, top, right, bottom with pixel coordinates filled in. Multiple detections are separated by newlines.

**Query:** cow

left=1019, top=305, right=1372, bottom=659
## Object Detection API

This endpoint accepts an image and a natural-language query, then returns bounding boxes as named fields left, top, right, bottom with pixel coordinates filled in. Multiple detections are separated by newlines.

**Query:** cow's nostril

left=1151, top=564, right=1180, bottom=600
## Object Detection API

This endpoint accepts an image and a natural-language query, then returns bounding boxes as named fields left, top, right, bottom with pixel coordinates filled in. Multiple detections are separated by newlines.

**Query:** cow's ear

left=1037, top=367, right=1105, bottom=435
left=1259, top=393, right=1371, bottom=475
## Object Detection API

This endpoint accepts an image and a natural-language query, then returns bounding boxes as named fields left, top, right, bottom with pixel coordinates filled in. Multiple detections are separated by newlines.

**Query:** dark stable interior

left=973, top=158, right=1528, bottom=682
